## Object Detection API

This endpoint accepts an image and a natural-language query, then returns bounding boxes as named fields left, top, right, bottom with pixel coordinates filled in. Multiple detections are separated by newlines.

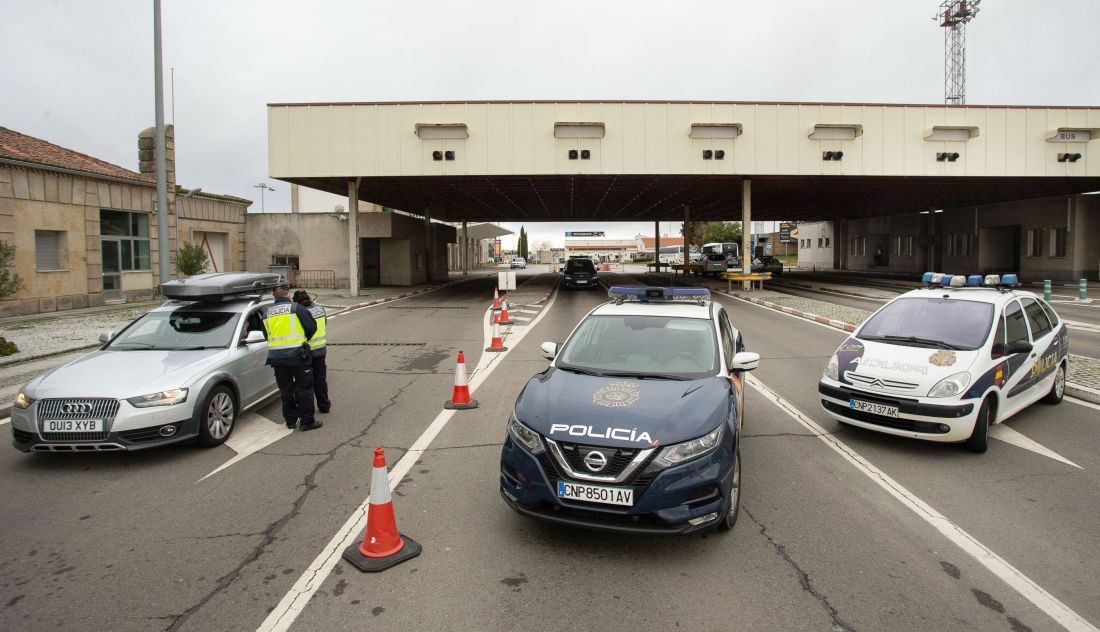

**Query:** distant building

left=635, top=235, right=683, bottom=258
left=797, top=222, right=835, bottom=270
left=0, top=125, right=250, bottom=316
left=564, top=238, right=638, bottom=262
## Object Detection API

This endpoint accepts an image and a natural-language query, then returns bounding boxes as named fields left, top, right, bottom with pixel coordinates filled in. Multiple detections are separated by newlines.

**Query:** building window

left=100, top=210, right=151, bottom=270
left=818, top=238, right=823, bottom=248
left=824, top=237, right=830, bottom=247
left=1050, top=228, right=1067, bottom=258
left=271, top=255, right=300, bottom=270
left=850, top=237, right=866, bottom=257
left=35, top=230, right=66, bottom=270
left=1026, top=229, right=1043, bottom=257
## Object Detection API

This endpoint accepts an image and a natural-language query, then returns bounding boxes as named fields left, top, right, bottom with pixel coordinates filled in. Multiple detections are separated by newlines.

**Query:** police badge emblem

left=928, top=350, right=957, bottom=367
left=593, top=381, right=641, bottom=408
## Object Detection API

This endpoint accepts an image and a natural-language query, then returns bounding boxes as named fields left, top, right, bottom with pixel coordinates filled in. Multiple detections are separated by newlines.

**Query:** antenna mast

left=937, top=0, right=982, bottom=105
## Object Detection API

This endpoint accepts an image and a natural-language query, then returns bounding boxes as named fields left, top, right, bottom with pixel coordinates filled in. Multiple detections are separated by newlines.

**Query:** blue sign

left=566, top=231, right=605, bottom=237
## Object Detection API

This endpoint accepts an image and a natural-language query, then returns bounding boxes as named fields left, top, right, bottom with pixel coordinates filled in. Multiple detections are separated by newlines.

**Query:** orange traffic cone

left=495, top=299, right=513, bottom=325
left=342, top=448, right=422, bottom=572
left=444, top=350, right=478, bottom=409
left=485, top=320, right=507, bottom=353
left=491, top=287, right=502, bottom=310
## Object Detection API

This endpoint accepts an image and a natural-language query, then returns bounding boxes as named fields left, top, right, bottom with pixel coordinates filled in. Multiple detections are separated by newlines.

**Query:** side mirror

left=99, top=331, right=114, bottom=344
left=730, top=351, right=760, bottom=372
left=1005, top=340, right=1033, bottom=355
left=244, top=330, right=267, bottom=345
left=540, top=341, right=558, bottom=360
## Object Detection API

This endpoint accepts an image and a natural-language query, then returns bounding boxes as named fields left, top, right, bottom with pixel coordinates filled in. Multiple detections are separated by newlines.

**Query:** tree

left=680, top=221, right=742, bottom=247
left=177, top=241, right=209, bottom=276
left=0, top=240, right=24, bottom=298
left=517, top=226, right=529, bottom=259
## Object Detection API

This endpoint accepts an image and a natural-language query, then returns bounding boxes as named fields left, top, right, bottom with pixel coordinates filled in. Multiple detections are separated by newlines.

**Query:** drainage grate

left=385, top=306, right=471, bottom=310
left=328, top=342, right=427, bottom=346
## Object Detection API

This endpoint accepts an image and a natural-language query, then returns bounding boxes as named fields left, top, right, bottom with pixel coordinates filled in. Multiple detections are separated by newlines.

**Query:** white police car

left=818, top=273, right=1068, bottom=453
left=500, top=286, right=760, bottom=533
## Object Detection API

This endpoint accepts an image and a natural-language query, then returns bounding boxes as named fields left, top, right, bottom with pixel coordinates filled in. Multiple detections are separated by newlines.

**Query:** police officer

left=263, top=282, right=323, bottom=431
left=293, top=289, right=331, bottom=413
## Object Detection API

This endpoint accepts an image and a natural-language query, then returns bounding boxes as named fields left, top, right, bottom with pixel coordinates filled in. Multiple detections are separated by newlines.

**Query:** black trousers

left=274, top=364, right=315, bottom=425
left=311, top=354, right=331, bottom=412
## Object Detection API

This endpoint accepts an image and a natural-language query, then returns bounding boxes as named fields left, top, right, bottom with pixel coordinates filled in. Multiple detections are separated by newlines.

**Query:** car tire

left=962, top=397, right=991, bottom=453
left=198, top=385, right=237, bottom=447
left=717, top=447, right=742, bottom=531
left=1042, top=363, right=1065, bottom=405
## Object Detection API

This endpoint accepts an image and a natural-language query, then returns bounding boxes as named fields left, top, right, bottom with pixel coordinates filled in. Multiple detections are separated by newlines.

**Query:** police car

left=818, top=273, right=1068, bottom=453
left=11, top=273, right=280, bottom=452
left=499, top=286, right=760, bottom=533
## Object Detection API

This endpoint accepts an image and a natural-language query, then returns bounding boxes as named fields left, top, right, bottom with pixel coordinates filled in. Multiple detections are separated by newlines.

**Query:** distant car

left=11, top=273, right=281, bottom=453
left=511, top=258, right=527, bottom=269
left=818, top=273, right=1068, bottom=453
left=499, top=285, right=760, bottom=533
left=751, top=256, right=783, bottom=276
left=561, top=257, right=599, bottom=289
left=703, top=253, right=728, bottom=274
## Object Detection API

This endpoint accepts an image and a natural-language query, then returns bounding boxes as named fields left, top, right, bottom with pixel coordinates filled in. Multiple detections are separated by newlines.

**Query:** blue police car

left=499, top=286, right=760, bottom=534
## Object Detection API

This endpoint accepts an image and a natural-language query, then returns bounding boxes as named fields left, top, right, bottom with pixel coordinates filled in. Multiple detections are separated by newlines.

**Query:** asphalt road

left=2, top=270, right=1098, bottom=632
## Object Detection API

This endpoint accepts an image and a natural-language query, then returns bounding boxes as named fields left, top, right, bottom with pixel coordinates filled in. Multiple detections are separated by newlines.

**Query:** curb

left=724, top=292, right=857, bottom=333
left=0, top=343, right=100, bottom=370
left=1066, top=383, right=1100, bottom=405
left=774, top=281, right=892, bottom=301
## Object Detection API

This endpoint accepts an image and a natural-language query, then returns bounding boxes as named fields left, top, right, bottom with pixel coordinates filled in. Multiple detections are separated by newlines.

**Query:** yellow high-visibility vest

left=307, top=304, right=326, bottom=349
left=263, top=303, right=307, bottom=350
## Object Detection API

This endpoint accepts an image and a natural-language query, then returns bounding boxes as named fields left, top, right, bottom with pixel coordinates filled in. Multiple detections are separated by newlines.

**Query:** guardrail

left=295, top=269, right=337, bottom=289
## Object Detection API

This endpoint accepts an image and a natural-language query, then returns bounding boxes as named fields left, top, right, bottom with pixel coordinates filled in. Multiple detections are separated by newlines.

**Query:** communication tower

left=936, top=0, right=982, bottom=105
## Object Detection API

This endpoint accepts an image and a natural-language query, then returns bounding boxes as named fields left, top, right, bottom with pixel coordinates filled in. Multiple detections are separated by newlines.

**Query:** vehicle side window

left=718, top=311, right=734, bottom=370
left=990, top=314, right=1007, bottom=359
left=1021, top=298, right=1053, bottom=339
left=1004, top=300, right=1029, bottom=346
left=1037, top=298, right=1060, bottom=328
left=241, top=309, right=268, bottom=342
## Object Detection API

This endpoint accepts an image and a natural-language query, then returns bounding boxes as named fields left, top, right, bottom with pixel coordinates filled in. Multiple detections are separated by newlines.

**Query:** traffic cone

left=485, top=320, right=507, bottom=352
left=444, top=350, right=478, bottom=409
left=495, top=299, right=513, bottom=325
left=342, top=448, right=422, bottom=573
left=491, top=287, right=502, bottom=310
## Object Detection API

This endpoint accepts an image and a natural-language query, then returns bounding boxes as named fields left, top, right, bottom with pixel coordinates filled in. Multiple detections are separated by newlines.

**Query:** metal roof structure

left=268, top=101, right=1100, bottom=222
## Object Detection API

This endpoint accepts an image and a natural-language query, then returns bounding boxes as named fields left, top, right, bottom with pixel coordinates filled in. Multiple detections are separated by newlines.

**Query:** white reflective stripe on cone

left=455, top=360, right=468, bottom=386
left=370, top=465, right=391, bottom=505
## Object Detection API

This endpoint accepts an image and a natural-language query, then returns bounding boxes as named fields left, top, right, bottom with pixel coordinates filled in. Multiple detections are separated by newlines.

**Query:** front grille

left=846, top=372, right=919, bottom=391
left=822, top=400, right=949, bottom=434
left=37, top=398, right=119, bottom=441
left=537, top=448, right=658, bottom=495
left=558, top=443, right=636, bottom=477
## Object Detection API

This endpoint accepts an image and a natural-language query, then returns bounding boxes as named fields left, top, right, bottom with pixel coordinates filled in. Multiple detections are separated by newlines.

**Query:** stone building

left=0, top=126, right=250, bottom=316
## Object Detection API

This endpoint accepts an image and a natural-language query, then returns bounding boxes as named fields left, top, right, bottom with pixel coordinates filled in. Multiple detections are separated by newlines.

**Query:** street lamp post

left=253, top=182, right=275, bottom=213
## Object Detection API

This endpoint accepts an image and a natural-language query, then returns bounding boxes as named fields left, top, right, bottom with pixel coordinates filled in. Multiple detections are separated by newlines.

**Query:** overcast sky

left=3, top=0, right=1098, bottom=249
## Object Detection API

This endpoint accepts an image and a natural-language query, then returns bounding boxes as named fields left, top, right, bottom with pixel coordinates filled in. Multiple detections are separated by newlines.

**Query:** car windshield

left=557, top=315, right=719, bottom=379
left=109, top=309, right=240, bottom=350
left=857, top=297, right=994, bottom=350
left=565, top=259, right=596, bottom=273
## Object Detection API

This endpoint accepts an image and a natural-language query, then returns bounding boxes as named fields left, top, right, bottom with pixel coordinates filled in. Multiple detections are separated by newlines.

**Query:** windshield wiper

left=111, top=342, right=154, bottom=349
left=558, top=365, right=606, bottom=377
left=166, top=345, right=225, bottom=351
left=603, top=371, right=690, bottom=381
left=867, top=335, right=962, bottom=350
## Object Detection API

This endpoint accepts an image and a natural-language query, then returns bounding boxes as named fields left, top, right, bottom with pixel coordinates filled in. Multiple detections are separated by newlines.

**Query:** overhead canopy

left=269, top=101, right=1100, bottom=222
left=461, top=222, right=512, bottom=240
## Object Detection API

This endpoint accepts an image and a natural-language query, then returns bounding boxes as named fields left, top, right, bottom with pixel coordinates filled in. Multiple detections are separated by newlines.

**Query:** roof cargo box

left=160, top=272, right=280, bottom=302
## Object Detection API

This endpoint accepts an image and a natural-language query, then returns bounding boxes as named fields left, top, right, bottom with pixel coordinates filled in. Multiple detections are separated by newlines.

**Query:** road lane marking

left=714, top=289, right=854, bottom=333
left=197, top=411, right=293, bottom=483
left=257, top=284, right=561, bottom=632
left=1062, top=319, right=1100, bottom=334
left=988, top=425, right=1083, bottom=469
left=1066, top=396, right=1100, bottom=412
left=745, top=373, right=1098, bottom=632
left=0, top=417, right=9, bottom=426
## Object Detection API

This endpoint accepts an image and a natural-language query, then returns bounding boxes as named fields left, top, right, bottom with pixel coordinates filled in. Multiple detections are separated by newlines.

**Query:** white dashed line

left=745, top=373, right=1098, bottom=632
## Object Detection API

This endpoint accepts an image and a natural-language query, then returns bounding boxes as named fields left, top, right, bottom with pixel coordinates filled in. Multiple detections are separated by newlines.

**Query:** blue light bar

left=1001, top=273, right=1019, bottom=286
left=921, top=272, right=934, bottom=283
left=608, top=286, right=711, bottom=302
left=966, top=275, right=982, bottom=287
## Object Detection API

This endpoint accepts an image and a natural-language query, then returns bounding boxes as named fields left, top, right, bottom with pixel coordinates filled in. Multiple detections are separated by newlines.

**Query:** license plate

left=850, top=399, right=899, bottom=418
left=557, top=481, right=633, bottom=506
left=43, top=419, right=104, bottom=433
left=576, top=280, right=588, bottom=284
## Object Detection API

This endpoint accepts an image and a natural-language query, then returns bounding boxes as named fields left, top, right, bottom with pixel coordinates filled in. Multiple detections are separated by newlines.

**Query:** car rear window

left=857, top=297, right=994, bottom=350
left=565, top=259, right=596, bottom=273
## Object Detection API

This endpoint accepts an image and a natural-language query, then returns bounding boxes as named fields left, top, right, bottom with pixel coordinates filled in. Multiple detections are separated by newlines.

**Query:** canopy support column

left=347, top=178, right=360, bottom=296
left=741, top=180, right=752, bottom=290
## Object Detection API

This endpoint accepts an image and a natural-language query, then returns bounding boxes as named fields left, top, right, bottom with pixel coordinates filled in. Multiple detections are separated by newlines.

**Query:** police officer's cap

left=274, top=280, right=291, bottom=291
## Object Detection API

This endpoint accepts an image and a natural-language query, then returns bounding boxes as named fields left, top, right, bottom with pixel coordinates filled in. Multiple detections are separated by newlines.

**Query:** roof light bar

left=921, top=272, right=1020, bottom=289
left=607, top=286, right=711, bottom=303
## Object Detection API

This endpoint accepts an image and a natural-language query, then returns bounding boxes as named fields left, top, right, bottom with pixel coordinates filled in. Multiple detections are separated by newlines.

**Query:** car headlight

left=824, top=355, right=839, bottom=381
left=14, top=390, right=35, bottom=410
left=508, top=415, right=544, bottom=454
left=127, top=388, right=189, bottom=408
left=928, top=372, right=971, bottom=398
left=656, top=424, right=724, bottom=467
